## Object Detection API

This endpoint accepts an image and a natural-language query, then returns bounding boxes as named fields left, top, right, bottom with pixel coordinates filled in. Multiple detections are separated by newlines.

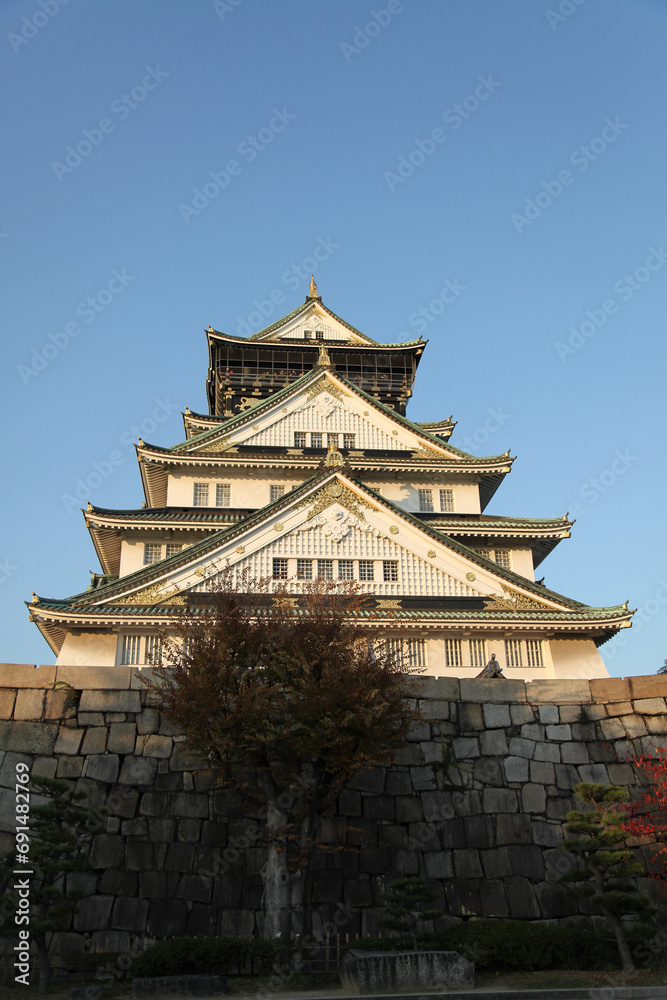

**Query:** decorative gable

left=253, top=300, right=373, bottom=345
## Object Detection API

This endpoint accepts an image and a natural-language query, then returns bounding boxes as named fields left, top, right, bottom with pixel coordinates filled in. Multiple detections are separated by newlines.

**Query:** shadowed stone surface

left=339, top=950, right=474, bottom=994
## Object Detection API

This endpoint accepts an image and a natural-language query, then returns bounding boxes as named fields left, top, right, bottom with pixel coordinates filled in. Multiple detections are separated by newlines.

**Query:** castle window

left=165, top=543, right=181, bottom=558
left=505, top=639, right=523, bottom=668
left=304, top=330, right=313, bottom=339
left=343, top=434, right=356, bottom=450
left=418, top=489, right=434, bottom=512
left=469, top=639, right=486, bottom=668
left=270, top=485, right=286, bottom=502
left=143, top=544, right=162, bottom=565
left=526, top=639, right=544, bottom=668
left=310, top=433, right=323, bottom=448
left=439, top=488, right=455, bottom=512
left=338, top=559, right=354, bottom=580
left=445, top=638, right=462, bottom=668
left=317, top=559, right=333, bottom=580
left=294, top=432, right=306, bottom=448
left=216, top=483, right=231, bottom=507
left=359, top=560, right=374, bottom=582
left=315, top=331, right=324, bottom=341
left=145, top=635, right=162, bottom=666
left=495, top=549, right=511, bottom=570
left=386, top=638, right=427, bottom=668
left=477, top=549, right=491, bottom=559
left=296, top=559, right=313, bottom=580
left=193, top=483, right=209, bottom=506
left=383, top=560, right=398, bottom=582
left=327, top=433, right=339, bottom=447
left=121, top=635, right=141, bottom=665
left=272, top=558, right=288, bottom=580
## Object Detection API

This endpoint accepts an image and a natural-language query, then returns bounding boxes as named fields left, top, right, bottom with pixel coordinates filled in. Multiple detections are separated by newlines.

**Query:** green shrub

left=130, top=937, right=278, bottom=978
left=342, top=920, right=639, bottom=971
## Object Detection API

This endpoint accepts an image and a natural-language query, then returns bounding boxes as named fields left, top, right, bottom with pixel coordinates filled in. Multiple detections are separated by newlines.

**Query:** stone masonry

left=1, top=664, right=665, bottom=962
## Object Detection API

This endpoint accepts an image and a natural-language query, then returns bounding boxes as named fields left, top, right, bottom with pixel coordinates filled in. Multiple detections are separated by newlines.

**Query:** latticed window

left=386, top=638, right=427, bottom=668
left=165, top=543, right=181, bottom=558
left=338, top=559, right=354, bottom=580
left=445, top=638, right=462, bottom=668
left=439, top=488, right=455, bottom=512
left=495, top=549, right=511, bottom=570
left=272, top=558, right=288, bottom=580
left=477, top=548, right=491, bottom=559
left=270, top=485, right=286, bottom=502
left=418, top=489, right=434, bottom=512
left=358, top=560, right=374, bottom=582
left=216, top=483, right=231, bottom=507
left=526, top=639, right=544, bottom=668
left=317, top=559, right=333, bottom=580
left=193, top=482, right=209, bottom=506
left=343, top=434, right=356, bottom=450
left=310, top=433, right=323, bottom=448
left=383, top=560, right=398, bottom=582
left=315, top=331, right=324, bottom=341
left=327, top=433, right=339, bottom=447
left=143, top=544, right=162, bottom=565
left=294, top=432, right=306, bottom=447
left=505, top=639, right=523, bottom=668
left=145, top=635, right=162, bottom=665
left=296, top=559, right=313, bottom=580
left=121, top=635, right=141, bottom=665
left=469, top=639, right=486, bottom=668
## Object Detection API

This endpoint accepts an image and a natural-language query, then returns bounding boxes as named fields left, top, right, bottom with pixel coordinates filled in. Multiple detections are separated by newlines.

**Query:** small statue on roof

left=476, top=652, right=505, bottom=679
left=307, top=275, right=319, bottom=299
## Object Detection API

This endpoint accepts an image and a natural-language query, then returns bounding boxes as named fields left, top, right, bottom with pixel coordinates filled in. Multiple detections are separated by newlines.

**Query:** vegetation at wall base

left=341, top=919, right=644, bottom=970
left=129, top=937, right=280, bottom=978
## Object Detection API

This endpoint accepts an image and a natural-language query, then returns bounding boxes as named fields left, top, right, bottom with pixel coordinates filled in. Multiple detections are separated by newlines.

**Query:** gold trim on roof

left=113, top=581, right=188, bottom=606
left=293, top=482, right=370, bottom=523
left=484, top=587, right=543, bottom=611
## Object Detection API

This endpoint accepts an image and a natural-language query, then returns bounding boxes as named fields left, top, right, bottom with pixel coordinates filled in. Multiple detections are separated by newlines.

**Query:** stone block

left=561, top=743, right=590, bottom=765
left=156, top=771, right=182, bottom=792
left=629, top=675, right=667, bottom=700
left=32, top=755, right=57, bottom=778
left=0, top=689, right=16, bottom=719
left=530, top=759, right=555, bottom=784
left=589, top=740, right=620, bottom=762
left=410, top=765, right=437, bottom=791
left=480, top=879, right=509, bottom=918
left=600, top=717, right=626, bottom=740
left=81, top=728, right=108, bottom=755
left=451, top=789, right=482, bottom=816
left=411, top=676, right=460, bottom=700
left=480, top=846, right=511, bottom=879
left=460, top=678, right=526, bottom=703
left=622, top=715, right=648, bottom=737
left=99, top=868, right=138, bottom=895
left=130, top=666, right=161, bottom=689
left=527, top=679, right=592, bottom=704
left=474, top=757, right=504, bottom=786
left=496, top=813, right=532, bottom=845
left=147, top=899, right=189, bottom=938
left=445, top=879, right=481, bottom=917
left=72, top=895, right=114, bottom=931
left=0, top=721, right=58, bottom=754
left=141, top=734, right=173, bottom=758
left=363, top=795, right=395, bottom=821
left=453, top=847, right=483, bottom=878
left=508, top=844, right=545, bottom=880
left=140, top=870, right=168, bottom=897
left=56, top=756, right=84, bottom=778
left=44, top=689, right=77, bottom=720
left=479, top=729, right=509, bottom=756
left=384, top=772, right=412, bottom=796
left=457, top=703, right=484, bottom=731
left=89, top=834, right=125, bottom=869
left=0, top=664, right=55, bottom=688
left=119, top=756, right=158, bottom=786
left=508, top=737, right=535, bottom=759
left=359, top=847, right=391, bottom=874
left=340, top=949, right=474, bottom=994
left=590, top=677, right=631, bottom=702
left=420, top=740, right=444, bottom=764
left=407, top=820, right=439, bottom=852
left=348, top=766, right=386, bottom=794
left=379, top=824, right=409, bottom=848
left=392, top=848, right=419, bottom=875
left=546, top=724, right=572, bottom=741
left=463, top=815, right=494, bottom=849
left=510, top=704, right=535, bottom=724
left=503, top=756, right=529, bottom=783
left=172, top=792, right=209, bottom=819
left=578, top=763, right=610, bottom=783
left=107, top=723, right=137, bottom=754
left=419, top=699, right=451, bottom=721
left=159, top=716, right=183, bottom=736
left=395, top=745, right=422, bottom=766
left=347, top=818, right=378, bottom=847
left=54, top=727, right=84, bottom=755
left=532, top=819, right=564, bottom=847
left=406, top=720, right=431, bottom=742
left=165, top=842, right=195, bottom=872
left=78, top=713, right=104, bottom=726
left=546, top=797, right=571, bottom=821
left=555, top=763, right=580, bottom=790
left=125, top=840, right=155, bottom=869
left=452, top=737, right=479, bottom=759
left=79, top=690, right=141, bottom=714
left=56, top=665, right=131, bottom=689
left=13, top=689, right=45, bottom=720
left=506, top=876, right=540, bottom=918
left=85, top=754, right=120, bottom=783
left=338, top=788, right=362, bottom=814
left=605, top=701, right=633, bottom=718
left=421, top=791, right=454, bottom=823
left=424, top=851, right=454, bottom=878
left=106, top=787, right=139, bottom=819
left=646, top=715, right=667, bottom=734
left=112, top=896, right=149, bottom=931
left=149, top=818, right=176, bottom=843
left=483, top=788, right=518, bottom=813
left=608, top=762, right=635, bottom=784
left=571, top=722, right=596, bottom=740
left=483, top=703, right=511, bottom=728
left=633, top=697, right=667, bottom=715
left=520, top=723, right=545, bottom=741
left=136, top=709, right=160, bottom=734
left=533, top=742, right=560, bottom=762
left=176, top=873, right=212, bottom=903
left=538, top=704, right=559, bottom=724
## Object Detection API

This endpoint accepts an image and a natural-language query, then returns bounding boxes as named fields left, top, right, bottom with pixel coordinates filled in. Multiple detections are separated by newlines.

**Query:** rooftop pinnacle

left=307, top=274, right=319, bottom=299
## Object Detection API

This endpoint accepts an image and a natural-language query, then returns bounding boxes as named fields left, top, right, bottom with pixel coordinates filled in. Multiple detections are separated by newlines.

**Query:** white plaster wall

left=166, top=472, right=300, bottom=509
left=549, top=638, right=609, bottom=679
left=57, top=633, right=117, bottom=667
left=364, top=479, right=481, bottom=515
left=509, top=549, right=534, bottom=581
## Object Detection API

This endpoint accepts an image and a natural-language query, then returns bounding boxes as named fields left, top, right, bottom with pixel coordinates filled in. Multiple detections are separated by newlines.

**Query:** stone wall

left=1, top=664, right=666, bottom=961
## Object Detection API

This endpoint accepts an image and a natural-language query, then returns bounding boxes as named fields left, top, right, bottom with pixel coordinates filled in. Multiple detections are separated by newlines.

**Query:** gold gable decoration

left=113, top=581, right=188, bottom=606
left=484, top=587, right=543, bottom=611
left=301, top=377, right=348, bottom=405
left=194, top=437, right=238, bottom=455
left=293, top=481, right=371, bottom=523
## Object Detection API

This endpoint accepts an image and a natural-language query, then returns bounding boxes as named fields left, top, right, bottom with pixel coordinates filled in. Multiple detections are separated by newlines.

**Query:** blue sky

left=1, top=0, right=666, bottom=676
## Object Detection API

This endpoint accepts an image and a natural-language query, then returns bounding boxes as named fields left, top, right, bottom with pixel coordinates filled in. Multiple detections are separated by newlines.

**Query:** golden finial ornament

left=316, top=344, right=331, bottom=368
left=208, top=325, right=214, bottom=332
left=325, top=440, right=343, bottom=467
left=307, top=275, right=319, bottom=299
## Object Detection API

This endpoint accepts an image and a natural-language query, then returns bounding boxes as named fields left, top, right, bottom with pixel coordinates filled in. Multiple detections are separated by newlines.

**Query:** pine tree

left=379, top=877, right=445, bottom=951
left=558, top=781, right=653, bottom=971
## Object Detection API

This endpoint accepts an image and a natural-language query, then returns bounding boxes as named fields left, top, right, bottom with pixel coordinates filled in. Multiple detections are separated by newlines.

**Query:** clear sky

left=1, top=0, right=666, bottom=677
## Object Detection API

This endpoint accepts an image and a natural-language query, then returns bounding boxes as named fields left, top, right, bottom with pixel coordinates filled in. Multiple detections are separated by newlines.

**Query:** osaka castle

left=29, top=278, right=633, bottom=678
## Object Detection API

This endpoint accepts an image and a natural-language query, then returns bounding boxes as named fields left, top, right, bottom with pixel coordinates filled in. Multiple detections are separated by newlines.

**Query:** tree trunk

left=262, top=797, right=291, bottom=942
left=35, top=932, right=50, bottom=993
left=601, top=905, right=635, bottom=971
